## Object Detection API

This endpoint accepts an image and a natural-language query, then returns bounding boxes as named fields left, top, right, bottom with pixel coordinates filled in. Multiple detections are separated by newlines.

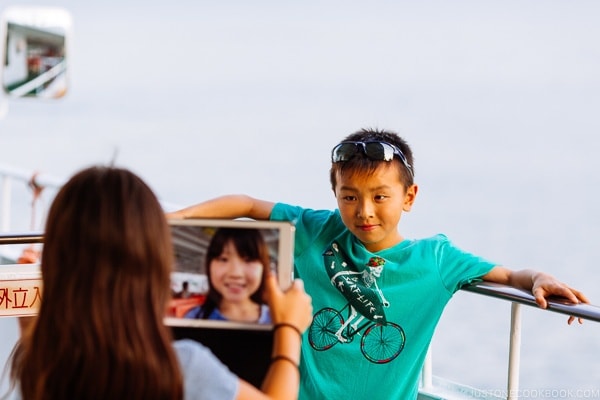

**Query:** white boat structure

left=1, top=165, right=599, bottom=400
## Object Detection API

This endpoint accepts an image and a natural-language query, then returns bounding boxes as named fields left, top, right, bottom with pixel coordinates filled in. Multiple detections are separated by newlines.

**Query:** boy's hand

left=484, top=267, right=590, bottom=325
left=264, top=274, right=313, bottom=333
left=531, top=272, right=590, bottom=325
left=17, top=246, right=40, bottom=264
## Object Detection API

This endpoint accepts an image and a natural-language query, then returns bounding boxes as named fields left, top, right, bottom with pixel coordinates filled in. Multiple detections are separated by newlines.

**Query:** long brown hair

left=9, top=166, right=183, bottom=400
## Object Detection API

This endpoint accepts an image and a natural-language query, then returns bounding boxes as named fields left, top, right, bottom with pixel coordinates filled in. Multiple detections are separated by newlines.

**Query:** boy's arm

left=483, top=266, right=590, bottom=324
left=166, top=194, right=275, bottom=221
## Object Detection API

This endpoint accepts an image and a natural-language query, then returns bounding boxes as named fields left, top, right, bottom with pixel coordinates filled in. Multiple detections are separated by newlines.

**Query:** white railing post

left=1, top=175, right=11, bottom=232
left=421, top=346, right=433, bottom=390
left=507, top=302, right=522, bottom=400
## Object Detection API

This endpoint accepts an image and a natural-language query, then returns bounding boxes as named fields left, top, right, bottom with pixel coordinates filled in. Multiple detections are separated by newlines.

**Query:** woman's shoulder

left=173, top=340, right=239, bottom=400
left=173, top=339, right=211, bottom=362
left=172, top=339, right=236, bottom=379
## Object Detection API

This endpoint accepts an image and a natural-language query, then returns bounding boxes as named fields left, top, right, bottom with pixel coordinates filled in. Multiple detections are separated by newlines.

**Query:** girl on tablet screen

left=184, top=228, right=271, bottom=323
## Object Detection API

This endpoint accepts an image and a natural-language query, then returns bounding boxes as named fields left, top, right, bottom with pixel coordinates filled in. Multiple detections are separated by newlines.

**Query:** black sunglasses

left=331, top=141, right=413, bottom=177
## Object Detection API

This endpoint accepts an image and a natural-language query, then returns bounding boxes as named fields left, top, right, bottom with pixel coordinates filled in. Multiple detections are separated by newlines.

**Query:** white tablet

left=164, top=218, right=295, bottom=386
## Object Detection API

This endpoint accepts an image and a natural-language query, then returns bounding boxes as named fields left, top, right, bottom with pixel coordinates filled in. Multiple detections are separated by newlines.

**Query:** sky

left=2, top=1, right=599, bottom=212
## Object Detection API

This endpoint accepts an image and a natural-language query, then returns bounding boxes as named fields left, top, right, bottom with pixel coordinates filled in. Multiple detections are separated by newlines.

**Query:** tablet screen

left=166, top=218, right=295, bottom=326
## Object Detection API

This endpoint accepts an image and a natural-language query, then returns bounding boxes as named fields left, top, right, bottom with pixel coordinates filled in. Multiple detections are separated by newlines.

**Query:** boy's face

left=333, top=162, right=417, bottom=253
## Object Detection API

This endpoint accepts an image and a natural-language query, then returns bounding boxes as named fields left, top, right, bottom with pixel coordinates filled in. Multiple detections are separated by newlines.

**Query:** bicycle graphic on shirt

left=310, top=244, right=406, bottom=364
left=308, top=302, right=406, bottom=364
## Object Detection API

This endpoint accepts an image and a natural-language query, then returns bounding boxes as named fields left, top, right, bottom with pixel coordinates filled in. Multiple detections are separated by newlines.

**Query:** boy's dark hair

left=329, top=128, right=415, bottom=191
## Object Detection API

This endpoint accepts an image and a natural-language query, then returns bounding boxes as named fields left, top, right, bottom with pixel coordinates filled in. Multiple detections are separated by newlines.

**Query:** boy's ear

left=403, top=184, right=418, bottom=212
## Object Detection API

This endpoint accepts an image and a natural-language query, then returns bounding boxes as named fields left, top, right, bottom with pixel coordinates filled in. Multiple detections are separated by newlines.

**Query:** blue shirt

left=9, top=340, right=239, bottom=400
left=174, top=339, right=238, bottom=400
left=184, top=304, right=272, bottom=324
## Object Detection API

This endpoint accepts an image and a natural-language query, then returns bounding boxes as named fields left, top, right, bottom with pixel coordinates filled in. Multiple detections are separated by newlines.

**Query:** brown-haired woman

left=6, top=166, right=312, bottom=400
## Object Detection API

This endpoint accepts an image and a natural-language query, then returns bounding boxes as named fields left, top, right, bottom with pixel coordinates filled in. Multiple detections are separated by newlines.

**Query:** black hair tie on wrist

left=272, top=322, right=302, bottom=337
left=271, top=355, right=300, bottom=373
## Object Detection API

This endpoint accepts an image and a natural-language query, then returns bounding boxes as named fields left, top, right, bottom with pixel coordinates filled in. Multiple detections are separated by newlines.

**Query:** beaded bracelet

left=272, top=322, right=302, bottom=337
left=271, top=355, right=300, bottom=373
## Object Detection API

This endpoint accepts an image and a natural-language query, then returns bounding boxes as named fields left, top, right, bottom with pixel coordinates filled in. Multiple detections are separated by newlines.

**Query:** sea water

left=1, top=0, right=600, bottom=395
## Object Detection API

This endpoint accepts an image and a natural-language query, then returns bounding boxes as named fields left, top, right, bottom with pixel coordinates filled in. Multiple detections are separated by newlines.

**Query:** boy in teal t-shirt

left=169, top=128, right=588, bottom=399
left=269, top=205, right=495, bottom=399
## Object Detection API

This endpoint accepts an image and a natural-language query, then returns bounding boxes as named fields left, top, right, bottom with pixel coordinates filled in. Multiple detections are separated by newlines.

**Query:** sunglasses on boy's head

left=331, top=141, right=414, bottom=177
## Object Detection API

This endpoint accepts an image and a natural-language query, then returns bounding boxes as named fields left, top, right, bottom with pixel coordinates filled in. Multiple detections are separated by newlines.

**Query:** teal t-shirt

left=271, top=203, right=496, bottom=400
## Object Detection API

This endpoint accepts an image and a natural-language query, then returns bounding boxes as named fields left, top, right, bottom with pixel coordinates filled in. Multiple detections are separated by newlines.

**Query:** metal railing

left=6, top=60, right=67, bottom=98
left=462, top=281, right=600, bottom=323
left=0, top=232, right=44, bottom=245
left=420, top=282, right=600, bottom=400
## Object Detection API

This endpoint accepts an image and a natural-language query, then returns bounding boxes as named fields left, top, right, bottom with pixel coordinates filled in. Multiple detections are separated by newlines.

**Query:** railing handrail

left=7, top=60, right=67, bottom=98
left=461, top=280, right=600, bottom=323
left=0, top=232, right=44, bottom=245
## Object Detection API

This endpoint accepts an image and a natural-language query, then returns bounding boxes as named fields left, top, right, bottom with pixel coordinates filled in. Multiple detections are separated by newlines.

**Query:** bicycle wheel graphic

left=309, top=307, right=344, bottom=351
left=360, top=322, right=405, bottom=363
